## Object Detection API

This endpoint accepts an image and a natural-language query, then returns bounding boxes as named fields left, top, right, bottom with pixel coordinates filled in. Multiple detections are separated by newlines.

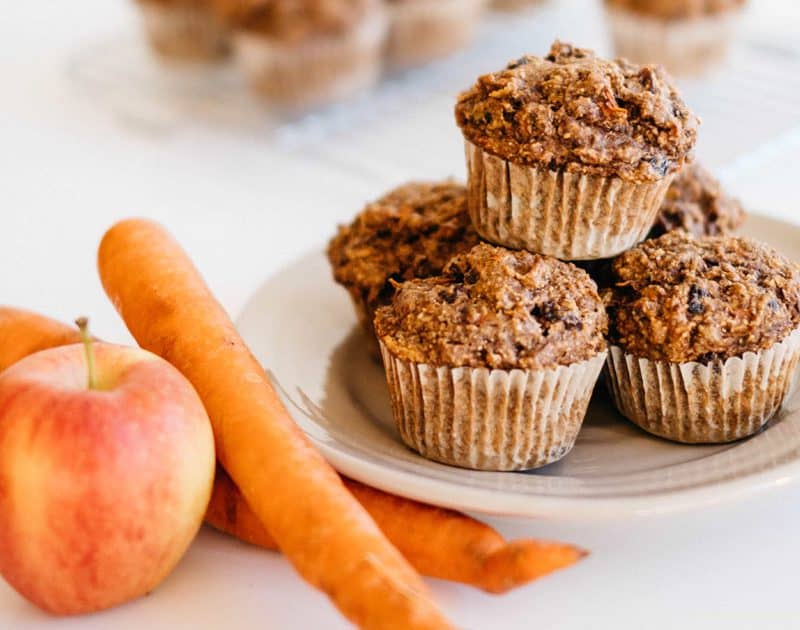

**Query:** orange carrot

left=0, top=307, right=81, bottom=372
left=98, top=219, right=451, bottom=630
left=207, top=467, right=586, bottom=593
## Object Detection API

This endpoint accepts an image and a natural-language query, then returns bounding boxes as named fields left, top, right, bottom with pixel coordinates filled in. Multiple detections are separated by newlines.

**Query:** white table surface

left=3, top=1, right=800, bottom=628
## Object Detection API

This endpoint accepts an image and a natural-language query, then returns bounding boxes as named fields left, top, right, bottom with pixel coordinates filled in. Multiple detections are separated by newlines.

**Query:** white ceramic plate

left=237, top=214, right=800, bottom=519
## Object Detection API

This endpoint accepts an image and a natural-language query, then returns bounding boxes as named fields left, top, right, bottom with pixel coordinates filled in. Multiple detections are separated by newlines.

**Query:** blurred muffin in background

left=385, top=0, right=486, bottom=70
left=650, top=163, right=745, bottom=238
left=604, top=0, right=747, bottom=75
left=136, top=0, right=230, bottom=61
left=218, top=0, right=386, bottom=109
left=490, top=0, right=547, bottom=11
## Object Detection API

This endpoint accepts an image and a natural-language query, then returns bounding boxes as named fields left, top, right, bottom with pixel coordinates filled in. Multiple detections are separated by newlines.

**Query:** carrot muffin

left=455, top=41, right=699, bottom=260
left=604, top=231, right=800, bottom=443
left=604, top=0, right=747, bottom=75
left=650, top=163, right=745, bottom=238
left=220, top=0, right=386, bottom=109
left=385, top=0, right=485, bottom=69
left=327, top=181, right=480, bottom=354
left=135, top=0, right=230, bottom=61
left=375, top=243, right=608, bottom=471
left=490, top=0, right=547, bottom=11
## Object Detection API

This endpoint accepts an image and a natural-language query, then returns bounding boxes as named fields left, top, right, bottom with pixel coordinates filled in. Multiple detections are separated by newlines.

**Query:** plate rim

left=237, top=213, right=800, bottom=520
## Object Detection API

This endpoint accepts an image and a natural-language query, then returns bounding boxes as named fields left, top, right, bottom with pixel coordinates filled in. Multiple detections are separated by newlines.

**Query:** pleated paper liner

left=137, top=2, right=231, bottom=62
left=604, top=7, right=744, bottom=77
left=386, top=0, right=485, bottom=70
left=605, top=329, right=800, bottom=444
left=464, top=140, right=673, bottom=260
left=233, top=11, right=387, bottom=110
left=379, top=341, right=607, bottom=471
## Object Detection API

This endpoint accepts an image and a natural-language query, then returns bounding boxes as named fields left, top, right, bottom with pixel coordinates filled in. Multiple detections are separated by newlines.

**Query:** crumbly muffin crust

left=650, top=163, right=745, bottom=238
left=604, top=0, right=746, bottom=21
left=215, top=0, right=377, bottom=42
left=454, top=41, right=699, bottom=182
left=375, top=243, right=608, bottom=369
left=604, top=231, right=800, bottom=363
left=327, top=181, right=480, bottom=322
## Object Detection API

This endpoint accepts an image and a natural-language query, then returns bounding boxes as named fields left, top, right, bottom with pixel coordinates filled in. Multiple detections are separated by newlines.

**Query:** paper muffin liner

left=137, top=2, right=230, bottom=61
left=605, top=329, right=800, bottom=444
left=233, top=11, right=386, bottom=110
left=604, top=7, right=743, bottom=76
left=379, top=341, right=607, bottom=471
left=386, top=0, right=485, bottom=69
left=464, top=140, right=673, bottom=260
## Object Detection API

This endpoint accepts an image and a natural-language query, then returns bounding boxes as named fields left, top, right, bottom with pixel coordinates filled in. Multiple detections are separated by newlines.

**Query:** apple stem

left=75, top=317, right=97, bottom=390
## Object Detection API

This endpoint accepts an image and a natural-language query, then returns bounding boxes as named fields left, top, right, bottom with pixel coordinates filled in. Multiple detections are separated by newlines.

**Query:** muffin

left=385, top=0, right=485, bottom=70
left=455, top=41, right=699, bottom=260
left=220, top=0, right=386, bottom=109
left=375, top=243, right=608, bottom=471
left=604, top=0, right=747, bottom=75
left=327, top=181, right=480, bottom=354
left=650, top=163, right=745, bottom=238
left=604, top=231, right=800, bottom=443
left=135, top=0, right=230, bottom=61
left=490, top=0, right=547, bottom=11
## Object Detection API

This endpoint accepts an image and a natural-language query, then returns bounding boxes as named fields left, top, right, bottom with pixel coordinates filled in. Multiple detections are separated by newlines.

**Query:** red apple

left=0, top=330, right=215, bottom=615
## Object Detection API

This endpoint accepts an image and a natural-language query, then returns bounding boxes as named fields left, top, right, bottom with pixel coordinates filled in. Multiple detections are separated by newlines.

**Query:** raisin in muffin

left=604, top=0, right=747, bottom=75
left=327, top=181, right=479, bottom=354
left=604, top=231, right=800, bottom=443
left=455, top=41, right=699, bottom=260
left=218, top=0, right=386, bottom=108
left=375, top=243, right=608, bottom=470
left=650, top=163, right=745, bottom=238
left=384, top=0, right=485, bottom=69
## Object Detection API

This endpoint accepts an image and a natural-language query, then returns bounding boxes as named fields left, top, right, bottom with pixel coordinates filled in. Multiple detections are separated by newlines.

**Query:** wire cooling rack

left=69, top=0, right=800, bottom=184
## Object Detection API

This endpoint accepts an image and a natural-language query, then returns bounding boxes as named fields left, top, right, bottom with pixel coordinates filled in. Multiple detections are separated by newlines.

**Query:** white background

left=2, top=1, right=800, bottom=628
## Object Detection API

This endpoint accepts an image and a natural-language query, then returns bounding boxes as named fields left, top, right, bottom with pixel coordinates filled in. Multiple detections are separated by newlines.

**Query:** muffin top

left=375, top=243, right=608, bottom=369
left=454, top=41, right=699, bottom=181
left=603, top=231, right=800, bottom=363
left=327, top=181, right=480, bottom=314
left=215, top=0, right=377, bottom=42
left=604, top=0, right=746, bottom=20
left=650, top=163, right=745, bottom=238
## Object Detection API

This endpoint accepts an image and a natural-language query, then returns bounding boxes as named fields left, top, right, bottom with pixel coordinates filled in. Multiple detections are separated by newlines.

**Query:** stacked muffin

left=328, top=41, right=800, bottom=471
